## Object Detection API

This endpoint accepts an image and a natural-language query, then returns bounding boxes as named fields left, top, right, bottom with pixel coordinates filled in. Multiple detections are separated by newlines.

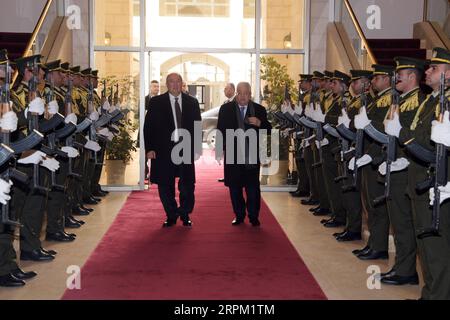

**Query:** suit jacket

left=144, top=92, right=201, bottom=185
left=217, top=100, right=272, bottom=187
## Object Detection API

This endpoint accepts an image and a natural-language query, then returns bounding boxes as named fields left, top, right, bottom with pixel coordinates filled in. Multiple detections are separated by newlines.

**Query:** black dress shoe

left=72, top=206, right=90, bottom=216
left=64, top=231, right=77, bottom=238
left=93, top=191, right=107, bottom=197
left=91, top=196, right=101, bottom=202
left=357, top=249, right=389, bottom=260
left=41, top=247, right=57, bottom=256
left=11, top=268, right=37, bottom=280
left=65, top=218, right=82, bottom=229
left=45, top=232, right=76, bottom=242
left=100, top=189, right=109, bottom=194
left=352, top=245, right=370, bottom=256
left=79, top=205, right=94, bottom=213
left=323, top=219, right=346, bottom=228
left=83, top=197, right=99, bottom=205
left=313, top=208, right=332, bottom=216
left=70, top=216, right=85, bottom=225
left=301, top=198, right=320, bottom=205
left=309, top=206, right=321, bottom=212
left=20, top=249, right=55, bottom=261
left=321, top=218, right=333, bottom=224
left=250, top=219, right=261, bottom=227
left=0, top=274, right=25, bottom=287
left=381, top=273, right=419, bottom=285
left=232, top=218, right=244, bottom=226
left=380, top=268, right=396, bottom=278
left=333, top=230, right=346, bottom=238
left=336, top=231, right=362, bottom=241
left=162, top=219, right=177, bottom=228
left=182, top=219, right=192, bottom=227
left=218, top=178, right=225, bottom=182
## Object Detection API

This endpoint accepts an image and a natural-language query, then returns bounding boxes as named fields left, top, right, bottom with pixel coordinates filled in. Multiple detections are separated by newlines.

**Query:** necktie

left=174, top=97, right=182, bottom=128
left=240, top=106, right=246, bottom=120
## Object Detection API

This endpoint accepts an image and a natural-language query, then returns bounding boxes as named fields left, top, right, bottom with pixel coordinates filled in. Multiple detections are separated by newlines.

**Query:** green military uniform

left=322, top=71, right=350, bottom=225
left=360, top=65, right=393, bottom=255
left=398, top=49, right=450, bottom=299
left=311, top=71, right=331, bottom=212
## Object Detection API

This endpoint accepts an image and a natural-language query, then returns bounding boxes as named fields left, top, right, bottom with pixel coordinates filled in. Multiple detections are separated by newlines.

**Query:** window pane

left=147, top=51, right=254, bottom=112
left=147, top=0, right=255, bottom=48
left=95, top=0, right=140, bottom=47
left=259, top=54, right=304, bottom=187
left=94, top=52, right=141, bottom=187
left=261, top=0, right=304, bottom=49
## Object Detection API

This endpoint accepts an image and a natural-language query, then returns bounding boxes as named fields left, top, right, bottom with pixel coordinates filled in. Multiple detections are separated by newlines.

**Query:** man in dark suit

left=217, top=82, right=272, bottom=226
left=144, top=73, right=201, bottom=227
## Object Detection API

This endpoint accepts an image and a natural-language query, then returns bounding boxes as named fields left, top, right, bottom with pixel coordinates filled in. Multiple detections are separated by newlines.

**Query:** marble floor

left=0, top=191, right=422, bottom=300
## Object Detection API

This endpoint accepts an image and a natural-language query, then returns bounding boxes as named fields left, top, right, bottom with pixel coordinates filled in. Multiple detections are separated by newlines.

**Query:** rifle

left=27, top=58, right=50, bottom=194
left=342, top=83, right=369, bottom=191
left=415, top=73, right=448, bottom=239
left=365, top=73, right=399, bottom=205
left=311, top=86, right=324, bottom=168
left=333, top=92, right=353, bottom=185
left=63, top=77, right=82, bottom=179
left=87, top=79, right=102, bottom=165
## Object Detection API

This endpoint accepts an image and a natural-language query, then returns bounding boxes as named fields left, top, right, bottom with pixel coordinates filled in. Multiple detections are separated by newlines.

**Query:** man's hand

left=147, top=151, right=156, bottom=159
left=247, top=117, right=261, bottom=127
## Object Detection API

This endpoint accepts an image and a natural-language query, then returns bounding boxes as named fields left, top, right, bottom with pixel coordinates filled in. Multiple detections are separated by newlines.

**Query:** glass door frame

left=89, top=0, right=310, bottom=191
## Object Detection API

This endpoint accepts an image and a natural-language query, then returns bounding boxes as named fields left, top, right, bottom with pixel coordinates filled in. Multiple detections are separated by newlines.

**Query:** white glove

left=294, top=103, right=303, bottom=115
left=378, top=157, right=410, bottom=175
left=305, top=103, right=314, bottom=118
left=109, top=104, right=118, bottom=113
left=98, top=127, right=111, bottom=137
left=349, top=157, right=356, bottom=171
left=107, top=132, right=114, bottom=141
left=315, top=138, right=329, bottom=149
left=281, top=103, right=288, bottom=114
left=429, top=182, right=450, bottom=206
left=338, top=110, right=351, bottom=128
left=18, top=150, right=46, bottom=165
left=89, top=110, right=100, bottom=121
left=47, top=100, right=59, bottom=115
left=431, top=111, right=450, bottom=147
left=28, top=97, right=45, bottom=115
left=102, top=100, right=111, bottom=111
left=110, top=124, right=119, bottom=132
left=61, top=146, right=79, bottom=158
left=85, top=140, right=101, bottom=152
left=65, top=113, right=78, bottom=125
left=315, top=107, right=326, bottom=123
left=354, top=106, right=371, bottom=129
left=0, top=179, right=13, bottom=205
left=40, top=157, right=60, bottom=172
left=384, top=112, right=402, bottom=138
left=356, top=154, right=372, bottom=168
left=302, top=139, right=310, bottom=148
left=0, top=111, right=18, bottom=132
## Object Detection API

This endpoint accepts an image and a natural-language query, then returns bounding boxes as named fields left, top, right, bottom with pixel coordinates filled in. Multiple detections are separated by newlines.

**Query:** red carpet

left=63, top=154, right=326, bottom=300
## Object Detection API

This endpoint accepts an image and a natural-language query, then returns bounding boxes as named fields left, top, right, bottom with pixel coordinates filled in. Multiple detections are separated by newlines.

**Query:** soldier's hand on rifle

left=18, top=150, right=46, bottom=165
left=0, top=111, right=18, bottom=132
left=314, top=106, right=326, bottom=123
left=294, top=103, right=303, bottom=115
left=26, top=97, right=45, bottom=116
left=47, top=100, right=59, bottom=115
left=315, top=138, right=329, bottom=149
left=65, top=113, right=78, bottom=125
left=40, top=157, right=60, bottom=172
left=102, top=100, right=111, bottom=111
left=338, top=109, right=351, bottom=128
left=0, top=178, right=12, bottom=205
left=429, top=182, right=450, bottom=206
left=431, top=110, right=450, bottom=147
left=378, top=157, right=409, bottom=175
left=89, top=110, right=100, bottom=121
left=384, top=112, right=402, bottom=138
left=61, top=146, right=80, bottom=158
left=85, top=140, right=101, bottom=152
left=356, top=154, right=372, bottom=168
left=354, top=106, right=371, bottom=129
